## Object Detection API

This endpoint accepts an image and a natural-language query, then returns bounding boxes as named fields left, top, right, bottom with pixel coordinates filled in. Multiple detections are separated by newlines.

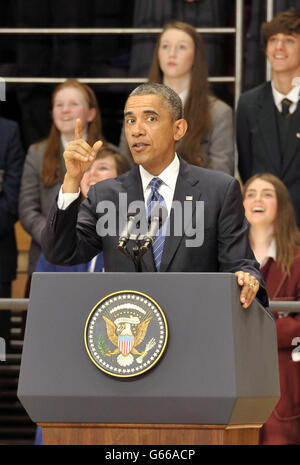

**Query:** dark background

left=0, top=0, right=299, bottom=151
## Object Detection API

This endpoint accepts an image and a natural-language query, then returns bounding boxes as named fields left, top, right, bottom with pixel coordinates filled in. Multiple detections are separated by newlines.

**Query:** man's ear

left=173, top=118, right=188, bottom=141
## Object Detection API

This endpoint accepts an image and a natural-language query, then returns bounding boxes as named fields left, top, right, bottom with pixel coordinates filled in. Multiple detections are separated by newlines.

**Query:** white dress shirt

left=271, top=79, right=300, bottom=114
left=178, top=88, right=188, bottom=106
left=61, top=135, right=70, bottom=150
left=259, top=238, right=277, bottom=268
left=139, top=153, right=179, bottom=215
left=57, top=187, right=81, bottom=210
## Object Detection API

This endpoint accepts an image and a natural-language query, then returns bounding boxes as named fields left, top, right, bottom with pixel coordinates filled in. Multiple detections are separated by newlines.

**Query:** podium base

left=39, top=423, right=262, bottom=445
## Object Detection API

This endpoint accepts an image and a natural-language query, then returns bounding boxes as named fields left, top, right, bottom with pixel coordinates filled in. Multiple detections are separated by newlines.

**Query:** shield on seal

left=118, top=335, right=134, bottom=355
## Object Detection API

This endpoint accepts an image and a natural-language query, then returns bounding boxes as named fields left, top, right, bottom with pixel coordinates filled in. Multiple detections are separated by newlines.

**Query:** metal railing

left=266, top=0, right=274, bottom=81
left=0, top=299, right=29, bottom=311
left=0, top=0, right=277, bottom=106
left=0, top=27, right=236, bottom=34
left=0, top=0, right=244, bottom=106
left=2, top=76, right=235, bottom=85
left=0, top=298, right=299, bottom=313
left=234, top=0, right=243, bottom=108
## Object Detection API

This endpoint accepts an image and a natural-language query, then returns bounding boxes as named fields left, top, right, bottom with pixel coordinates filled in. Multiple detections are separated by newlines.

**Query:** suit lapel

left=282, top=101, right=300, bottom=176
left=257, top=84, right=282, bottom=174
left=159, top=159, right=202, bottom=272
left=121, top=166, right=144, bottom=206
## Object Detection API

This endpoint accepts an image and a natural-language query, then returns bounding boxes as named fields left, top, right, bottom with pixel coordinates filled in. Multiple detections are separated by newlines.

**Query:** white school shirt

left=271, top=79, right=300, bottom=114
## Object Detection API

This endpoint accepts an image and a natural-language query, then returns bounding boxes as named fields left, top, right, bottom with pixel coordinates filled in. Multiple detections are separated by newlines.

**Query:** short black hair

left=128, top=83, right=184, bottom=121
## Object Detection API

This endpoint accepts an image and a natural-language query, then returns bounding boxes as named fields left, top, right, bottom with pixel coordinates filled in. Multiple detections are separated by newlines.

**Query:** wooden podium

left=39, top=423, right=262, bottom=445
left=18, top=273, right=280, bottom=445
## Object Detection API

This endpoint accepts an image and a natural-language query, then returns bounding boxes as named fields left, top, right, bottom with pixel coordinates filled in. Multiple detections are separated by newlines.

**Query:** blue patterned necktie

left=146, top=177, right=167, bottom=271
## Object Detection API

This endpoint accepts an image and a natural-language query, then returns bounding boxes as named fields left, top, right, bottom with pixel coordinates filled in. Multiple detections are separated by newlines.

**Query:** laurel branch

left=97, top=335, right=111, bottom=356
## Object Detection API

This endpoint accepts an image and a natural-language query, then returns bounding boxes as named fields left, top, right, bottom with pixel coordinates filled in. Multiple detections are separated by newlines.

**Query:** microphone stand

left=117, top=236, right=149, bottom=273
left=117, top=206, right=166, bottom=272
left=132, top=241, right=145, bottom=273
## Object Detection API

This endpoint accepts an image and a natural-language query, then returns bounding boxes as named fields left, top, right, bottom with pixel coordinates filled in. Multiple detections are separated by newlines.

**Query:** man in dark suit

left=42, top=83, right=267, bottom=310
left=237, top=8, right=300, bottom=227
left=0, top=117, right=25, bottom=343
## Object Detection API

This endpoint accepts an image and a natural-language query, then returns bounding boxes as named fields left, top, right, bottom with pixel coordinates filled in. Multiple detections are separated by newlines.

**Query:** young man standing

left=237, top=8, right=300, bottom=227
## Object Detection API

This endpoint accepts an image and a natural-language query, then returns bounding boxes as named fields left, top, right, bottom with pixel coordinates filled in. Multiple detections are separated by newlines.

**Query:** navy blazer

left=42, top=158, right=268, bottom=308
left=237, top=82, right=300, bottom=227
left=0, top=118, right=25, bottom=283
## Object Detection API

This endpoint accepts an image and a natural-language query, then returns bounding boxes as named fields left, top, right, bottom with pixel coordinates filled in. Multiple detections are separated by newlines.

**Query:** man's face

left=124, top=94, right=186, bottom=175
left=266, top=32, right=300, bottom=76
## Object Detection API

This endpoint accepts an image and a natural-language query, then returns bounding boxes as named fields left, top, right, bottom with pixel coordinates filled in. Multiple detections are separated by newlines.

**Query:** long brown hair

left=40, top=79, right=103, bottom=187
left=243, top=173, right=300, bottom=273
left=148, top=21, right=212, bottom=167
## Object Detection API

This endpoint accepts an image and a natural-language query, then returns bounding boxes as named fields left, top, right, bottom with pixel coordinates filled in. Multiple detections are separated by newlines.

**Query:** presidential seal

left=84, top=290, right=168, bottom=378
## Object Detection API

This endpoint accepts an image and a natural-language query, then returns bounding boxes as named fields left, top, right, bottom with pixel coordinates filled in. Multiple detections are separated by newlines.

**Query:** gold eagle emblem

left=103, top=315, right=156, bottom=366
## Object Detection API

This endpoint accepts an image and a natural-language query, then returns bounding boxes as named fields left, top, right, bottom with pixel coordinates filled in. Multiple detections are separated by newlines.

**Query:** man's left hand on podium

left=235, top=270, right=260, bottom=309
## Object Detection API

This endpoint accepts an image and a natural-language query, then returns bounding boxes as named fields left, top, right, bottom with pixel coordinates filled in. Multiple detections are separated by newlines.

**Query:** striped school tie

left=281, top=98, right=292, bottom=117
left=146, top=177, right=167, bottom=271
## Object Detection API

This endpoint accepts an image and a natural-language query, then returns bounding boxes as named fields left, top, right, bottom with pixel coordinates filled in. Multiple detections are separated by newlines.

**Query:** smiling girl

left=19, top=79, right=106, bottom=282
left=243, top=173, right=300, bottom=445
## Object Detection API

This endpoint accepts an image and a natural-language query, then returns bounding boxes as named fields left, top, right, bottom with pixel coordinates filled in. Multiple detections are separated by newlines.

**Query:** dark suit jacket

left=42, top=158, right=268, bottom=308
left=259, top=250, right=300, bottom=445
left=236, top=82, right=300, bottom=226
left=0, top=117, right=25, bottom=283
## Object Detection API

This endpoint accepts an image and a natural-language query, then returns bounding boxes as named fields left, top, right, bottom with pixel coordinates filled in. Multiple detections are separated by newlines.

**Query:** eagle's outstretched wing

left=134, top=316, right=152, bottom=348
left=102, top=316, right=118, bottom=346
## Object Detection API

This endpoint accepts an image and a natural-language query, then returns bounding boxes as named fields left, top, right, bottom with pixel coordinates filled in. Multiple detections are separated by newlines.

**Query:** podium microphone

left=117, top=212, right=139, bottom=251
left=141, top=204, right=168, bottom=253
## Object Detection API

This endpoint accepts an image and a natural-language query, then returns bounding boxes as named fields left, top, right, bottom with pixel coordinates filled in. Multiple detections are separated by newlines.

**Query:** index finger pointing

left=75, top=118, right=82, bottom=140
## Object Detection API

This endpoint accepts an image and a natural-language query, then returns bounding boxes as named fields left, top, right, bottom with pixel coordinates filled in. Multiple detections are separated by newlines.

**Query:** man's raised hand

left=75, top=117, right=83, bottom=140
left=62, top=118, right=103, bottom=192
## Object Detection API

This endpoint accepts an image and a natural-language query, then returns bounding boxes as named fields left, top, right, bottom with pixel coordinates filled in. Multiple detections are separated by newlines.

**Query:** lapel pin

left=297, top=133, right=300, bottom=139
left=185, top=196, right=193, bottom=201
